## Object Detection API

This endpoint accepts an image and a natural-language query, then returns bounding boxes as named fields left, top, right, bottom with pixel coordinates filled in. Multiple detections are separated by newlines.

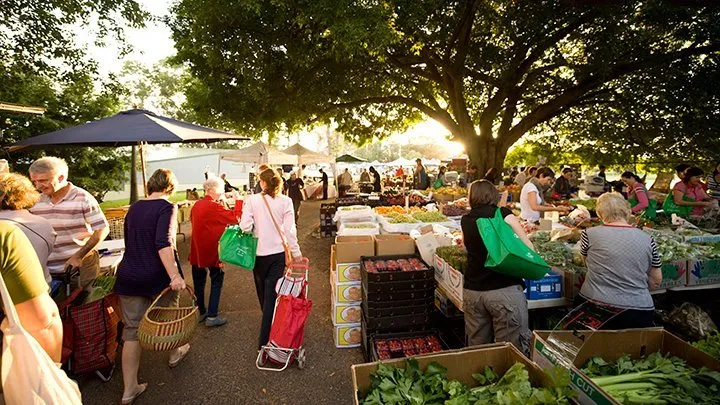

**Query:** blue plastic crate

left=525, top=272, right=563, bottom=300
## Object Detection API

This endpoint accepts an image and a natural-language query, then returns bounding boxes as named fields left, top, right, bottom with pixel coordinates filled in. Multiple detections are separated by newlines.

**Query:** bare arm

left=647, top=267, right=662, bottom=290
left=74, top=226, right=109, bottom=258
left=504, top=214, right=534, bottom=250
left=673, top=189, right=710, bottom=207
left=15, top=293, right=63, bottom=362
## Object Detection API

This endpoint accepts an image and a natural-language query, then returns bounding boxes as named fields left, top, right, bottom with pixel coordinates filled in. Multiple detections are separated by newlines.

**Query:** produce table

left=98, top=239, right=124, bottom=275
left=304, top=182, right=336, bottom=199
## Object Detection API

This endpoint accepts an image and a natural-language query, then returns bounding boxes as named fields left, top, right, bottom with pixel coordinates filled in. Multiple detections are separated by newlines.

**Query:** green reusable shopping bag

left=661, top=188, right=693, bottom=218
left=628, top=196, right=657, bottom=219
left=218, top=225, right=258, bottom=269
left=433, top=177, right=444, bottom=189
left=476, top=209, right=550, bottom=280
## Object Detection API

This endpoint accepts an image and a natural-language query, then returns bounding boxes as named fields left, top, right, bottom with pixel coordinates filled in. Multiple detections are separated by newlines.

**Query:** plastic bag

left=218, top=225, right=258, bottom=269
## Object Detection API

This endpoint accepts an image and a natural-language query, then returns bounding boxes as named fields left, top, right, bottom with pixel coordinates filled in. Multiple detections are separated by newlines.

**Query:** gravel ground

left=80, top=199, right=364, bottom=405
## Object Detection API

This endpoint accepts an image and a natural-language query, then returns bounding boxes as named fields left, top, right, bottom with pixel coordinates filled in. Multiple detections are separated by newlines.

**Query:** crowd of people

left=0, top=157, right=306, bottom=403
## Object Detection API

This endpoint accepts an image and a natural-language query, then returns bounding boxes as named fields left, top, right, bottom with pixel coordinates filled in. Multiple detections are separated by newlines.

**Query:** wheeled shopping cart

left=256, top=258, right=312, bottom=372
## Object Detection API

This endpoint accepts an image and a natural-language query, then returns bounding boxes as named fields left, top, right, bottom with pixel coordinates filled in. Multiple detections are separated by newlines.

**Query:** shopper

left=434, top=166, right=447, bottom=188
left=461, top=180, right=534, bottom=354
left=597, top=165, right=607, bottom=181
left=369, top=166, right=381, bottom=192
left=219, top=173, right=238, bottom=193
left=483, top=167, right=500, bottom=185
left=551, top=168, right=576, bottom=200
left=253, top=164, right=270, bottom=194
left=621, top=172, right=651, bottom=216
left=240, top=168, right=303, bottom=350
left=29, top=156, right=109, bottom=289
left=519, top=167, right=570, bottom=222
left=114, top=169, right=189, bottom=405
left=189, top=177, right=243, bottom=328
left=0, top=173, right=56, bottom=285
left=675, top=163, right=690, bottom=181
left=414, top=159, right=428, bottom=190
left=286, top=173, right=305, bottom=223
left=0, top=221, right=63, bottom=362
left=707, top=163, right=720, bottom=201
left=319, top=168, right=329, bottom=200
left=672, top=167, right=716, bottom=217
left=359, top=168, right=371, bottom=183
left=514, top=166, right=536, bottom=186
left=576, top=193, right=662, bottom=329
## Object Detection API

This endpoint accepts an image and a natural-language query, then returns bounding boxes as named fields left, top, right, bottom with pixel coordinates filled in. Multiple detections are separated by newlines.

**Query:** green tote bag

left=218, top=225, right=258, bottom=269
left=476, top=209, right=550, bottom=280
left=661, top=188, right=693, bottom=218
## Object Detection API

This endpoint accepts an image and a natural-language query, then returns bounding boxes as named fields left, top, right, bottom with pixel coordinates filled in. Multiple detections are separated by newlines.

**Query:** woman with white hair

left=576, top=192, right=662, bottom=329
left=189, top=176, right=243, bottom=327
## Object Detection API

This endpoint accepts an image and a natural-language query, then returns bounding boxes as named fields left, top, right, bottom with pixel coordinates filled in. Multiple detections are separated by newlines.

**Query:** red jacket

left=189, top=196, right=243, bottom=267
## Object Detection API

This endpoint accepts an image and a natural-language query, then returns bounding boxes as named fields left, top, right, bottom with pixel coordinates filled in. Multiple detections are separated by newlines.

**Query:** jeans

left=463, top=284, right=531, bottom=355
left=292, top=199, right=301, bottom=223
left=191, top=265, right=225, bottom=317
left=253, top=253, right=285, bottom=349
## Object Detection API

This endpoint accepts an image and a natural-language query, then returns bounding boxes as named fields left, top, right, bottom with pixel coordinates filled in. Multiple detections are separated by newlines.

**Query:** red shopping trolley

left=256, top=258, right=313, bottom=371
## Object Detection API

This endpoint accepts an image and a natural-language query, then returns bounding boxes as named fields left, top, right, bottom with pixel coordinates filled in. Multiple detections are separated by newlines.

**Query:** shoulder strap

left=0, top=242, right=20, bottom=329
left=261, top=194, right=292, bottom=260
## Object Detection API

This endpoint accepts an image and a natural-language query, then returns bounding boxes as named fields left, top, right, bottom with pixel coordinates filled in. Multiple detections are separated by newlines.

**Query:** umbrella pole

left=139, top=142, right=148, bottom=197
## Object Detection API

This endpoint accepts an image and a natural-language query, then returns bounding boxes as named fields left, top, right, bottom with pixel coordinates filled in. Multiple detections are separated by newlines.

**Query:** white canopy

left=386, top=157, right=415, bottom=167
left=219, top=141, right=293, bottom=165
left=281, top=143, right=330, bottom=165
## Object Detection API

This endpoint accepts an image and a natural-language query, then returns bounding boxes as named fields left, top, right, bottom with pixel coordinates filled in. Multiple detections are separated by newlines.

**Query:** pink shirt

left=628, top=182, right=649, bottom=214
left=240, top=193, right=301, bottom=257
left=673, top=182, right=708, bottom=217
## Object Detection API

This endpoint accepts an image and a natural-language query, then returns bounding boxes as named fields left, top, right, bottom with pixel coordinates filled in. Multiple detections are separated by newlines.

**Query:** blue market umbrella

left=9, top=109, right=249, bottom=196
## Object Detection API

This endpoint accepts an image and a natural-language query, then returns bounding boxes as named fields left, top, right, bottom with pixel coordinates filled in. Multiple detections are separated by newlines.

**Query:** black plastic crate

left=363, top=312, right=432, bottom=331
left=362, top=287, right=434, bottom=303
left=368, top=329, right=447, bottom=362
left=364, top=295, right=434, bottom=310
left=362, top=299, right=434, bottom=319
left=361, top=314, right=430, bottom=361
left=362, top=276, right=435, bottom=295
left=360, top=254, right=434, bottom=283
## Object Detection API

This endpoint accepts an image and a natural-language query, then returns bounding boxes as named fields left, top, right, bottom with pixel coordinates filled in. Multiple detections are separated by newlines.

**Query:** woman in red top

left=189, top=177, right=243, bottom=327
left=672, top=167, right=715, bottom=218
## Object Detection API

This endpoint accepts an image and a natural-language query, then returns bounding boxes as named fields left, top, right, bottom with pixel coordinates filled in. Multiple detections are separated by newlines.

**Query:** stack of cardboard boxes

left=331, top=236, right=374, bottom=348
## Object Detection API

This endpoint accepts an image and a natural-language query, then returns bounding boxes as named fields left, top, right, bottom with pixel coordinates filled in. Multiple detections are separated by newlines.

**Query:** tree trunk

left=129, top=145, right=139, bottom=204
left=464, top=136, right=510, bottom=177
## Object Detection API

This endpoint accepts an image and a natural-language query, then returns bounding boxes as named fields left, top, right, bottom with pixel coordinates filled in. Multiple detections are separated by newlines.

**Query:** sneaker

left=198, top=313, right=208, bottom=323
left=205, top=316, right=228, bottom=327
left=168, top=344, right=190, bottom=368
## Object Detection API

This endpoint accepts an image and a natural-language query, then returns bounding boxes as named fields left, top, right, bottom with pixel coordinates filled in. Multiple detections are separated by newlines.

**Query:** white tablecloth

left=304, top=183, right=336, bottom=199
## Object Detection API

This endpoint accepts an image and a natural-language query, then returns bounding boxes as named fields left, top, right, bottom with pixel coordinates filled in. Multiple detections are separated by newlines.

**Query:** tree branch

left=448, top=0, right=479, bottom=68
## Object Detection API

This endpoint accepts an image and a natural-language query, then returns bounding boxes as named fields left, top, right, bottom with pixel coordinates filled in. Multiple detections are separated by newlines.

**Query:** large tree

left=170, top=0, right=719, bottom=173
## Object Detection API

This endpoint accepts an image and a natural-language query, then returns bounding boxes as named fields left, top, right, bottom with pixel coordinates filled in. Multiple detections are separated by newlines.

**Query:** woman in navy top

left=114, top=169, right=189, bottom=405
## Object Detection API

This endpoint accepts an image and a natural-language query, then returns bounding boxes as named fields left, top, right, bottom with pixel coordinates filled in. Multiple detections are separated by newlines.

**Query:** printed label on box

left=334, top=283, right=362, bottom=304
left=688, top=259, right=720, bottom=286
left=336, top=263, right=362, bottom=283
left=659, top=260, right=688, bottom=288
left=332, top=302, right=362, bottom=325
left=334, top=323, right=362, bottom=348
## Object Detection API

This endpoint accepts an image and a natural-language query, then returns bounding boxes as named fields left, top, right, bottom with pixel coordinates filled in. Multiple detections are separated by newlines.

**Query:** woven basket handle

left=149, top=286, right=196, bottom=310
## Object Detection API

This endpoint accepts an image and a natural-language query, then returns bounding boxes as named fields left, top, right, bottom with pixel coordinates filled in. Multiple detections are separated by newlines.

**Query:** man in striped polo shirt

left=28, top=156, right=109, bottom=289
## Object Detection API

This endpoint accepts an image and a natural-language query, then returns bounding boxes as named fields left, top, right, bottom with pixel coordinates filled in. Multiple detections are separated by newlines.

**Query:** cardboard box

left=525, top=272, right=563, bottom=300
left=330, top=271, right=362, bottom=304
left=334, top=323, right=362, bottom=348
left=658, top=260, right=688, bottom=289
left=434, top=256, right=463, bottom=311
left=687, top=259, right=720, bottom=286
left=352, top=343, right=554, bottom=405
left=415, top=234, right=453, bottom=267
left=335, top=235, right=375, bottom=263
left=434, top=287, right=461, bottom=318
left=332, top=301, right=362, bottom=325
left=532, top=329, right=720, bottom=405
left=331, top=245, right=363, bottom=283
left=374, top=234, right=416, bottom=256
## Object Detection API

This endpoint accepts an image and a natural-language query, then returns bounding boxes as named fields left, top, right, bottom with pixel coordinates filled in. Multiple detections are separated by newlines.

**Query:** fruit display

left=434, top=186, right=467, bottom=196
left=411, top=210, right=448, bottom=223
left=453, top=198, right=469, bottom=208
left=385, top=212, right=418, bottom=223
left=442, top=204, right=469, bottom=217
left=343, top=223, right=377, bottom=229
left=646, top=229, right=720, bottom=262
left=435, top=245, right=468, bottom=273
left=374, top=206, right=423, bottom=215
left=336, top=196, right=363, bottom=206
left=374, top=335, right=443, bottom=360
left=363, top=257, right=429, bottom=273
left=381, top=192, right=428, bottom=207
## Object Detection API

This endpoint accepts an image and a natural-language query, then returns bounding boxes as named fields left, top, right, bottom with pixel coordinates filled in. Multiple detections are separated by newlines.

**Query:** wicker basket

left=108, top=218, right=124, bottom=240
left=137, top=287, right=199, bottom=351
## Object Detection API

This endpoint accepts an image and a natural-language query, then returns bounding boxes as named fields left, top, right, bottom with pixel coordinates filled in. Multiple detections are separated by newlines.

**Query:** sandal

left=168, top=343, right=190, bottom=368
left=121, top=383, right=148, bottom=405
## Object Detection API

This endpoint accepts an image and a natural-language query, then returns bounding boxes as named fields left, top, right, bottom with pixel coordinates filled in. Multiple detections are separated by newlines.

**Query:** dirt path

left=80, top=199, right=363, bottom=404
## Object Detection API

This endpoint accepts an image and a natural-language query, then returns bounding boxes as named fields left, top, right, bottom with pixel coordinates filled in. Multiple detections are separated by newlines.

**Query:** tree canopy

left=170, top=0, right=719, bottom=173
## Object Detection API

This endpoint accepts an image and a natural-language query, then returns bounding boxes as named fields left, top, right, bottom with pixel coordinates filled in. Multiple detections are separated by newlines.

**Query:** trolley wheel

left=297, top=348, right=306, bottom=369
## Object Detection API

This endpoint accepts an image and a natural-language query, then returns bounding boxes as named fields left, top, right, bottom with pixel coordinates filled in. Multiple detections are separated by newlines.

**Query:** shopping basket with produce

left=256, top=258, right=313, bottom=372
left=137, top=286, right=199, bottom=351
left=59, top=275, right=121, bottom=382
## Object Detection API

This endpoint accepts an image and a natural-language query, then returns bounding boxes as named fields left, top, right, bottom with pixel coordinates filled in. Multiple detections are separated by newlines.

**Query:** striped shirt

left=29, top=183, right=108, bottom=274
left=707, top=174, right=720, bottom=200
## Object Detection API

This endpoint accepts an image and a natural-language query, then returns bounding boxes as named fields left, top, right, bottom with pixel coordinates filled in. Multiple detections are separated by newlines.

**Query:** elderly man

left=29, top=156, right=109, bottom=289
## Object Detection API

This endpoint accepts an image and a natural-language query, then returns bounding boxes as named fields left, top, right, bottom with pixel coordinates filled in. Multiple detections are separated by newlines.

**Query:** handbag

left=261, top=193, right=293, bottom=265
left=218, top=225, right=258, bottom=269
left=662, top=185, right=693, bottom=218
left=476, top=208, right=550, bottom=280
left=0, top=271, right=82, bottom=404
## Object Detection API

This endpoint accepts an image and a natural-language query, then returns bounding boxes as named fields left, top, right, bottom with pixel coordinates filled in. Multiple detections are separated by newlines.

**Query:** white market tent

left=386, top=157, right=415, bottom=167
left=218, top=141, right=293, bottom=165
left=281, top=143, right=330, bottom=165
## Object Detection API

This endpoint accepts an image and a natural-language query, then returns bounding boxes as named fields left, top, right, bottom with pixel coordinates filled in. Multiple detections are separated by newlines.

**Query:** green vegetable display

left=411, top=211, right=449, bottom=223
left=569, top=198, right=597, bottom=211
left=582, top=352, right=720, bottom=405
left=386, top=213, right=419, bottom=224
left=529, top=232, right=585, bottom=274
left=85, top=275, right=116, bottom=304
left=435, top=246, right=468, bottom=274
left=645, top=230, right=720, bottom=262
left=362, top=358, right=574, bottom=405
left=693, top=331, right=720, bottom=359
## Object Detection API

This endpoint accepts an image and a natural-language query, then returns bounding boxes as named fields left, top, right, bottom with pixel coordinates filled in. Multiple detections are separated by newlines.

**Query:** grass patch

left=100, top=192, right=190, bottom=210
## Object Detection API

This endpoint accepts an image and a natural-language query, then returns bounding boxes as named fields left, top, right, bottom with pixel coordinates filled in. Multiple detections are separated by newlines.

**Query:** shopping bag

left=628, top=196, right=658, bottom=219
left=267, top=295, right=312, bottom=363
left=218, top=225, right=258, bottom=269
left=0, top=268, right=82, bottom=404
left=477, top=208, right=550, bottom=280
left=662, top=192, right=693, bottom=218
